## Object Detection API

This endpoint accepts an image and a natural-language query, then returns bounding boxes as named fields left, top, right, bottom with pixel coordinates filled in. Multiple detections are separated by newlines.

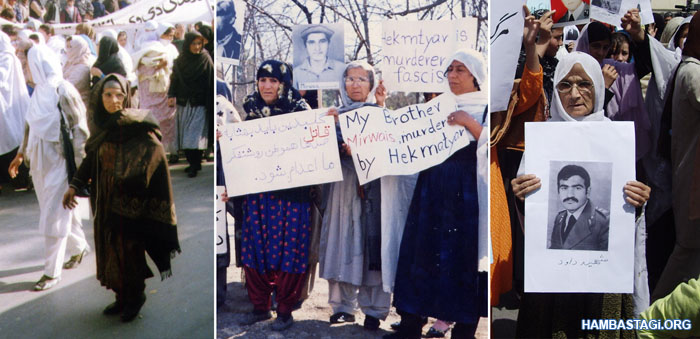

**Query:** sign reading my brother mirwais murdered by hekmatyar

left=339, top=94, right=474, bottom=185
left=219, top=109, right=343, bottom=197
left=381, top=18, right=478, bottom=93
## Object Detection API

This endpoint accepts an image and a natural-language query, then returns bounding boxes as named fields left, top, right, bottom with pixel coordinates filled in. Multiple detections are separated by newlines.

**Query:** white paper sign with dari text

left=339, top=94, right=473, bottom=185
left=219, top=109, right=343, bottom=196
left=381, top=18, right=478, bottom=93
left=523, top=122, right=636, bottom=293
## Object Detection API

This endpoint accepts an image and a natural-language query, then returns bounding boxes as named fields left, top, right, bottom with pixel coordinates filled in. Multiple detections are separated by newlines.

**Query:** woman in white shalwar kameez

left=9, top=44, right=89, bottom=291
left=0, top=32, right=30, bottom=192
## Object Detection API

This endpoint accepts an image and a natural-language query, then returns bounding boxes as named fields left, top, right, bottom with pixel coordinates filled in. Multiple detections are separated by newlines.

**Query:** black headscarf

left=172, top=32, right=214, bottom=112
left=587, top=21, right=612, bottom=43
left=242, top=60, right=309, bottom=120
left=196, top=25, right=214, bottom=58
left=86, top=74, right=159, bottom=153
left=92, top=36, right=126, bottom=87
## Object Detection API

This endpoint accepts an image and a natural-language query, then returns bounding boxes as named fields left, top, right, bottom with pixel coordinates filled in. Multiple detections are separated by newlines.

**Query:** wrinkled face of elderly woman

left=447, top=60, right=477, bottom=95
left=345, top=67, right=371, bottom=102
left=258, top=77, right=280, bottom=105
left=102, top=81, right=126, bottom=114
left=556, top=63, right=595, bottom=117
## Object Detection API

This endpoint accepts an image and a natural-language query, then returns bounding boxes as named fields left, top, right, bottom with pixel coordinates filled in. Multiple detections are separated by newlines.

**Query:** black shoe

left=329, top=312, right=355, bottom=324
left=364, top=315, right=380, bottom=331
left=270, top=314, right=294, bottom=331
left=424, top=327, right=447, bottom=338
left=120, top=293, right=146, bottom=322
left=103, top=300, right=122, bottom=316
left=239, top=310, right=273, bottom=325
left=187, top=170, right=197, bottom=178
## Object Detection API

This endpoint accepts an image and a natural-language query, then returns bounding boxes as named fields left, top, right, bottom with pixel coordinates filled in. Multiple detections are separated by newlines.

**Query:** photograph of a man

left=217, top=0, right=244, bottom=64
left=548, top=164, right=609, bottom=251
left=292, top=23, right=345, bottom=90
left=556, top=0, right=590, bottom=23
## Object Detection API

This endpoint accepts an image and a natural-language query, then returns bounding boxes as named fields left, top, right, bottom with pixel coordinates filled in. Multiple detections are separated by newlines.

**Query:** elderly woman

left=320, top=60, right=389, bottom=331
left=8, top=44, right=89, bottom=291
left=167, top=31, right=213, bottom=177
left=389, top=49, right=488, bottom=339
left=511, top=52, right=650, bottom=338
left=236, top=60, right=311, bottom=331
left=62, top=74, right=180, bottom=322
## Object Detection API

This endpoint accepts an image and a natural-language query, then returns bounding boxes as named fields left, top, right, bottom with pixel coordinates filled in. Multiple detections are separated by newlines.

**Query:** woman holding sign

left=236, top=60, right=312, bottom=331
left=389, top=49, right=488, bottom=339
left=511, top=52, right=650, bottom=338
left=320, top=60, right=390, bottom=331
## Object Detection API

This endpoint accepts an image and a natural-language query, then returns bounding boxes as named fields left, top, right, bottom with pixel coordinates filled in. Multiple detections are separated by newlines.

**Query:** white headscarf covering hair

left=549, top=52, right=609, bottom=122
left=338, top=60, right=378, bottom=112
left=668, top=16, right=692, bottom=52
left=99, top=29, right=118, bottom=41
left=64, top=35, right=91, bottom=69
left=0, top=31, right=30, bottom=155
left=157, top=23, right=174, bottom=38
left=660, top=17, right=685, bottom=46
left=18, top=29, right=33, bottom=44
left=449, top=48, right=486, bottom=88
left=26, top=44, right=64, bottom=142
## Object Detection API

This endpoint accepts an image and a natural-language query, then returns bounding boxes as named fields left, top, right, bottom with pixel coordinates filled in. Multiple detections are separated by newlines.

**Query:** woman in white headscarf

left=132, top=23, right=179, bottom=162
left=390, top=49, right=487, bottom=339
left=511, top=52, right=650, bottom=338
left=319, top=60, right=391, bottom=330
left=0, top=31, right=30, bottom=193
left=63, top=35, right=93, bottom=108
left=8, top=44, right=90, bottom=291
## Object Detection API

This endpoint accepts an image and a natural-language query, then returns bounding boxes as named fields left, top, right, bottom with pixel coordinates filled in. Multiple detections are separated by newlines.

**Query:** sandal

left=34, top=275, right=60, bottom=291
left=63, top=248, right=88, bottom=269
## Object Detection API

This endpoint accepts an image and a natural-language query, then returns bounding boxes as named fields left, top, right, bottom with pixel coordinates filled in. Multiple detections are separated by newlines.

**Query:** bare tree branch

left=291, top=0, right=313, bottom=24
left=384, top=0, right=447, bottom=18
left=242, top=0, right=293, bottom=31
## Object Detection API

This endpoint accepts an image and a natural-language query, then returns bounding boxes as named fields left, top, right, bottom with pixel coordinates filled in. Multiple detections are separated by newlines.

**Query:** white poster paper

left=216, top=0, right=246, bottom=66
left=490, top=0, right=525, bottom=112
left=523, top=122, right=636, bottom=293
left=380, top=18, right=478, bottom=93
left=292, top=23, right=345, bottom=90
left=219, top=109, right=343, bottom=196
left=590, top=0, right=639, bottom=27
left=216, top=186, right=227, bottom=255
left=52, top=0, right=214, bottom=35
left=338, top=94, right=474, bottom=185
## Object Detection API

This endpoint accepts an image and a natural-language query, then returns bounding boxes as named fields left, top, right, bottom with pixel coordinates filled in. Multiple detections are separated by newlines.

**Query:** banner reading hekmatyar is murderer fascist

left=340, top=94, right=476, bottom=185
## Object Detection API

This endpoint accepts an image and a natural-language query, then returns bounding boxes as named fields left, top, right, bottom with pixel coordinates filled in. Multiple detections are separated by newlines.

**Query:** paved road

left=0, top=162, right=214, bottom=339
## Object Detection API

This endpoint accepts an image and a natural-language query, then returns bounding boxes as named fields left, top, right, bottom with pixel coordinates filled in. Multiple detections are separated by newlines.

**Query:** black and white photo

left=292, top=23, right=345, bottom=90
left=216, top=0, right=245, bottom=65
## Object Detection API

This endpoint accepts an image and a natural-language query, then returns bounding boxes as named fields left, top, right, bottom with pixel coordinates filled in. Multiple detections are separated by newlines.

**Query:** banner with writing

left=339, top=94, right=471, bottom=185
left=52, top=0, right=214, bottom=35
left=219, top=109, right=343, bottom=197
left=491, top=0, right=525, bottom=112
left=381, top=18, right=478, bottom=93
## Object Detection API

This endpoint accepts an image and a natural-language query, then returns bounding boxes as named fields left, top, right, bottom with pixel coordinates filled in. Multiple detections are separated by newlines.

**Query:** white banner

left=524, top=122, right=636, bottom=293
left=52, top=0, right=214, bottom=35
left=490, top=0, right=525, bottom=112
left=339, top=94, right=473, bottom=185
left=380, top=18, right=478, bottom=93
left=219, top=109, right=343, bottom=197
left=216, top=186, right=227, bottom=255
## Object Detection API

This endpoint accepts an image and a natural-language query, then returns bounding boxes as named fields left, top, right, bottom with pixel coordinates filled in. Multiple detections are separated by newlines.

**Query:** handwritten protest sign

left=523, top=122, right=635, bottom=293
left=216, top=186, right=227, bottom=255
left=381, top=18, right=478, bottom=93
left=52, top=0, right=214, bottom=34
left=339, top=94, right=473, bottom=185
left=491, top=0, right=525, bottom=112
left=219, top=109, right=343, bottom=196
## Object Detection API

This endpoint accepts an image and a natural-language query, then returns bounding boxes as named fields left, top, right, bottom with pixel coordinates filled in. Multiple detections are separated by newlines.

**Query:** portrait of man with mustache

left=549, top=164, right=610, bottom=251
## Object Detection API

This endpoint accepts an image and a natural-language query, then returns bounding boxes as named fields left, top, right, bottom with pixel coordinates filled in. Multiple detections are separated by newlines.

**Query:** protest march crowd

left=0, top=0, right=213, bottom=323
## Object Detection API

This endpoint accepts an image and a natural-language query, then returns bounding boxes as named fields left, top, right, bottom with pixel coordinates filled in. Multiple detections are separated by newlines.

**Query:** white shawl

left=0, top=31, right=29, bottom=155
